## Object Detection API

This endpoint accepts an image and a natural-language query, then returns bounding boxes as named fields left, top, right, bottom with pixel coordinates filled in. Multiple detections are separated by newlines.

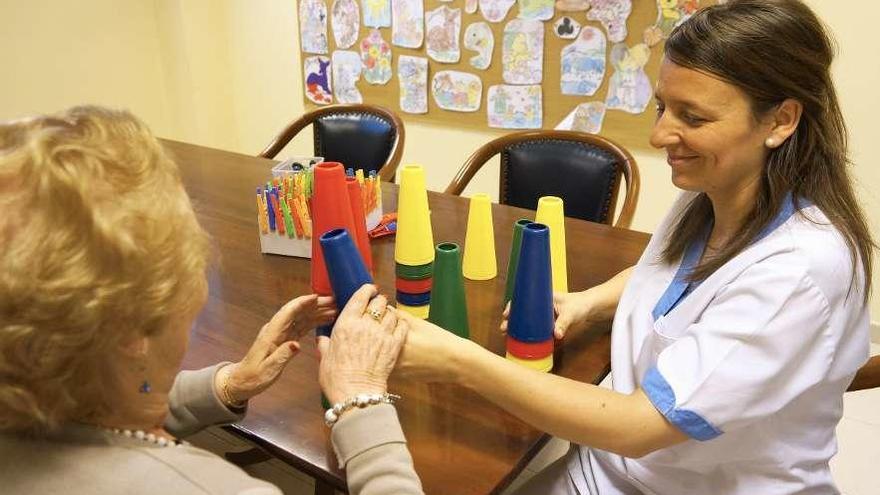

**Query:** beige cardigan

left=0, top=364, right=424, bottom=495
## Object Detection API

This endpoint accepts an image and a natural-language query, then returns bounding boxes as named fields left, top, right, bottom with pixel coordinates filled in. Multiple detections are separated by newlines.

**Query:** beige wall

left=0, top=0, right=877, bottom=325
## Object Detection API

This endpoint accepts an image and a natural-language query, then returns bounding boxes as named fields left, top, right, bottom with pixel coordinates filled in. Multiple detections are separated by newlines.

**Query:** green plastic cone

left=427, top=243, right=470, bottom=338
left=504, top=219, right=532, bottom=305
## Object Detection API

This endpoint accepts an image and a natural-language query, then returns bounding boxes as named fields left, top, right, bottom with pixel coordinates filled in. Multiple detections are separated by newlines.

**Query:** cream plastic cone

left=462, top=193, right=497, bottom=280
left=535, top=196, right=568, bottom=293
left=394, top=164, right=435, bottom=266
left=398, top=302, right=430, bottom=319
left=505, top=352, right=553, bottom=373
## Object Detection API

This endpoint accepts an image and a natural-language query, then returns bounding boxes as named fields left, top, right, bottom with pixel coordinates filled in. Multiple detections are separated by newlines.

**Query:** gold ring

left=367, top=308, right=384, bottom=322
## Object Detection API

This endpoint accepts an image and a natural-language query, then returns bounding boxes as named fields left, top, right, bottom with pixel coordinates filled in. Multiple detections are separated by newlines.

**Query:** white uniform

left=565, top=192, right=870, bottom=495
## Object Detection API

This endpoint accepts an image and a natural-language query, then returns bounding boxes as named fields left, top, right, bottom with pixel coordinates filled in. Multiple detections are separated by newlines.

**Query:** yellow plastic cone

left=535, top=196, right=568, bottom=293
left=462, top=193, right=497, bottom=280
left=397, top=302, right=430, bottom=319
left=505, top=352, right=553, bottom=372
left=394, top=164, right=435, bottom=266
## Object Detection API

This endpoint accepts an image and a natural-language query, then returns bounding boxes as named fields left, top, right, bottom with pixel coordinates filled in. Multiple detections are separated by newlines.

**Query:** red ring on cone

left=506, top=336, right=554, bottom=359
left=396, top=276, right=433, bottom=293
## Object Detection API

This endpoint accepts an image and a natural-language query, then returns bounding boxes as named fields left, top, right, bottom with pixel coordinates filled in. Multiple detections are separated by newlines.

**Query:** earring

left=765, top=137, right=776, bottom=148
left=139, top=380, right=152, bottom=393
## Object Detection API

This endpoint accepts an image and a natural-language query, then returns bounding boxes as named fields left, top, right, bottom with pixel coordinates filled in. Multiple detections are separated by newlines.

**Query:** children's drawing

left=466, top=0, right=479, bottom=14
left=479, top=0, right=515, bottom=23
left=502, top=19, right=543, bottom=85
left=304, top=56, right=333, bottom=104
left=398, top=55, right=428, bottom=114
left=431, top=71, right=482, bottom=112
left=555, top=0, right=589, bottom=12
left=360, top=29, right=393, bottom=84
left=331, top=0, right=360, bottom=49
left=332, top=50, right=363, bottom=104
left=644, top=0, right=700, bottom=46
left=300, top=0, right=329, bottom=54
left=487, top=85, right=542, bottom=129
left=560, top=26, right=606, bottom=96
left=605, top=43, right=652, bottom=114
left=363, top=0, right=391, bottom=27
left=517, top=0, right=554, bottom=21
left=553, top=16, right=581, bottom=39
left=426, top=6, right=462, bottom=63
left=464, top=22, right=494, bottom=70
left=555, top=102, right=606, bottom=134
left=642, top=25, right=664, bottom=47
left=392, top=0, right=424, bottom=48
left=587, top=0, right=632, bottom=43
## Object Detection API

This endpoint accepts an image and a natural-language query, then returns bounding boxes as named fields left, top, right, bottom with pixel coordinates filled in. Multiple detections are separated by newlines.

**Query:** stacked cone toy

left=535, top=196, right=568, bottom=293
left=504, top=219, right=532, bottom=305
left=427, top=243, right=469, bottom=338
left=346, top=177, right=373, bottom=273
left=310, top=162, right=359, bottom=336
left=394, top=164, right=434, bottom=319
left=462, top=193, right=497, bottom=280
left=506, top=223, right=554, bottom=372
left=318, top=228, right=373, bottom=409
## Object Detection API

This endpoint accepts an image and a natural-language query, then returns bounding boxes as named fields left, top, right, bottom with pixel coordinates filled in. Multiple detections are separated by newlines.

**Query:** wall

left=0, top=0, right=876, bottom=328
left=0, top=0, right=173, bottom=137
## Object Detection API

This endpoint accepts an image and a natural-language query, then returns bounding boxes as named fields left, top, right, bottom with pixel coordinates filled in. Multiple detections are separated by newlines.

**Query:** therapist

left=395, top=0, right=874, bottom=493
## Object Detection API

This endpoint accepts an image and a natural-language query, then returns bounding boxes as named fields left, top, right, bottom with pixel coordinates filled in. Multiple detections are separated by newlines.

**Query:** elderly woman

left=394, top=1, right=874, bottom=494
left=0, top=107, right=416, bottom=495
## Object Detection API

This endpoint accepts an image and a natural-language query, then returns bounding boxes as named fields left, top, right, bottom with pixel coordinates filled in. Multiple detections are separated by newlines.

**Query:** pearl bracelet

left=324, top=392, right=401, bottom=427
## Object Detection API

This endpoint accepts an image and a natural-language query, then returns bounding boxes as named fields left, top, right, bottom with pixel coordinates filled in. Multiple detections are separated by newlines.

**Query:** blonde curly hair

left=0, top=106, right=210, bottom=434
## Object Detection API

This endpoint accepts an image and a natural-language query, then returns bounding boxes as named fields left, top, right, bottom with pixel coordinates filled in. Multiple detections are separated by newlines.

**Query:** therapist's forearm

left=452, top=338, right=686, bottom=458
left=583, top=266, right=634, bottom=322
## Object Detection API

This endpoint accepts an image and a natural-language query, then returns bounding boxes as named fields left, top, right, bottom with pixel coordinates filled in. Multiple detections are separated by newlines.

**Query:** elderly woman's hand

left=318, top=285, right=408, bottom=404
left=217, top=294, right=336, bottom=406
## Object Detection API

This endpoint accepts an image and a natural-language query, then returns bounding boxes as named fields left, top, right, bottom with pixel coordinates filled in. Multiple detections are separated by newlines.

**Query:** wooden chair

left=259, top=104, right=405, bottom=182
left=445, top=130, right=640, bottom=228
left=847, top=355, right=880, bottom=392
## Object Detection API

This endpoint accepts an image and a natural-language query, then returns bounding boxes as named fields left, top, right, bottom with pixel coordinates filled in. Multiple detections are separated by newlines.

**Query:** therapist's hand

left=500, top=289, right=598, bottom=340
left=219, top=294, right=337, bottom=405
left=396, top=311, right=474, bottom=384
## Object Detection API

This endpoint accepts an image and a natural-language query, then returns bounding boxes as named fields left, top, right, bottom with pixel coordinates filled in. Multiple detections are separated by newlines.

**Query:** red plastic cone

left=346, top=177, right=373, bottom=273
left=310, top=162, right=356, bottom=295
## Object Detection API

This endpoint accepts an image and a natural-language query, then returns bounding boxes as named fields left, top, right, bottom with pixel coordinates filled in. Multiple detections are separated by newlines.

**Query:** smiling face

left=650, top=59, right=773, bottom=203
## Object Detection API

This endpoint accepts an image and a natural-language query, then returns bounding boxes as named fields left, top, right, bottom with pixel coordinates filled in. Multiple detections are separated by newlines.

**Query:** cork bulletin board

left=298, top=0, right=717, bottom=152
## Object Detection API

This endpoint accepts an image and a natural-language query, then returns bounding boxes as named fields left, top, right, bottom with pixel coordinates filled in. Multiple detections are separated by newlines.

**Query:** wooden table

left=166, top=139, right=650, bottom=495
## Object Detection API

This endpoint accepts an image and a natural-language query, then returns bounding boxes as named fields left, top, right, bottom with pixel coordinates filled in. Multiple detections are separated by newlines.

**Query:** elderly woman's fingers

left=379, top=304, right=397, bottom=333
left=338, top=284, right=378, bottom=321
left=264, top=340, right=301, bottom=376
left=258, top=295, right=317, bottom=351
left=364, top=294, right=389, bottom=323
left=316, top=335, right=331, bottom=360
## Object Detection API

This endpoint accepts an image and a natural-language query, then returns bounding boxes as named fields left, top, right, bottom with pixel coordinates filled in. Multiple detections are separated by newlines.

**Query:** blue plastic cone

left=507, top=223, right=554, bottom=343
left=317, top=228, right=373, bottom=337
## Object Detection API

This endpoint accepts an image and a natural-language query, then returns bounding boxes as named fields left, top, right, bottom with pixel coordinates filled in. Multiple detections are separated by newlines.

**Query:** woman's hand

left=219, top=294, right=336, bottom=405
left=500, top=290, right=598, bottom=340
left=318, top=285, right=408, bottom=405
left=395, top=311, right=474, bottom=384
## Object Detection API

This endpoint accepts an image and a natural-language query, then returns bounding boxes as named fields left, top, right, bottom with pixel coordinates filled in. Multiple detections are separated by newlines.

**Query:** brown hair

left=661, top=0, right=874, bottom=296
left=0, top=106, right=210, bottom=434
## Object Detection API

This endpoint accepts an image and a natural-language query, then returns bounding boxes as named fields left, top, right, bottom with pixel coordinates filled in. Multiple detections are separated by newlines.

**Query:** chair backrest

left=847, top=355, right=880, bottom=392
left=445, top=130, right=640, bottom=228
left=259, top=104, right=405, bottom=182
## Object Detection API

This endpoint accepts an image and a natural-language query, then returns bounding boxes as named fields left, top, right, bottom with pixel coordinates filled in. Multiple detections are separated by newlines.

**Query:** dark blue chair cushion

left=502, top=139, right=619, bottom=223
left=314, top=113, right=396, bottom=176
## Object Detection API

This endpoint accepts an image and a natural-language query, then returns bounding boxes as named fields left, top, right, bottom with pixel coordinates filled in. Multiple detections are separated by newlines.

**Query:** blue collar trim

left=651, top=193, right=806, bottom=321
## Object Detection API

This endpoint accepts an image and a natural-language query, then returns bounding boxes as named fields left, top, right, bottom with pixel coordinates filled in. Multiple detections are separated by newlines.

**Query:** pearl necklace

left=105, top=428, right=186, bottom=448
